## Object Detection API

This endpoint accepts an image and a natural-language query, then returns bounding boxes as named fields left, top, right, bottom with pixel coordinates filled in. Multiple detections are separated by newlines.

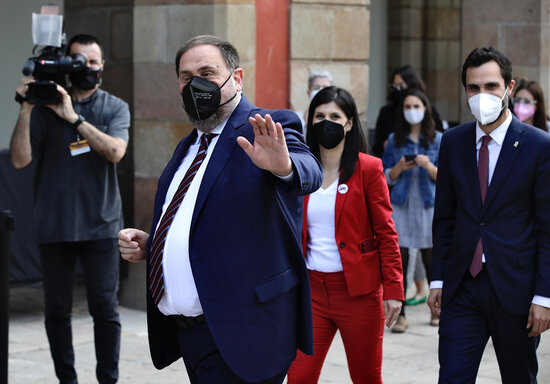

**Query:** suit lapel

left=148, top=131, right=198, bottom=249
left=190, top=96, right=250, bottom=230
left=335, top=171, right=351, bottom=230
left=483, top=118, right=525, bottom=212
left=462, top=124, right=482, bottom=211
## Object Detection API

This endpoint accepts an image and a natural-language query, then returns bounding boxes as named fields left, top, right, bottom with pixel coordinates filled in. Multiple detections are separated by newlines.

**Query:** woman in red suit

left=288, top=86, right=404, bottom=383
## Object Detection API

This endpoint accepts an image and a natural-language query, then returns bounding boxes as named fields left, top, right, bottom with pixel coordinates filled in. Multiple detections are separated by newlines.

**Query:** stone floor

left=7, top=282, right=550, bottom=383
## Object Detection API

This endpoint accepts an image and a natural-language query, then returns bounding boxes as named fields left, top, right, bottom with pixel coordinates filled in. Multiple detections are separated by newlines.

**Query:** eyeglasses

left=511, top=97, right=537, bottom=105
left=311, top=85, right=326, bottom=91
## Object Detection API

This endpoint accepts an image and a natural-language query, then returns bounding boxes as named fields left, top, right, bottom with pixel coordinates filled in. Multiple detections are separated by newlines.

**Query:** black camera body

left=22, top=42, right=86, bottom=105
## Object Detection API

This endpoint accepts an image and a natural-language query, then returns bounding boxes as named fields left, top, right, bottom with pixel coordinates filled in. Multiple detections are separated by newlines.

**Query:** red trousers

left=288, top=270, right=385, bottom=384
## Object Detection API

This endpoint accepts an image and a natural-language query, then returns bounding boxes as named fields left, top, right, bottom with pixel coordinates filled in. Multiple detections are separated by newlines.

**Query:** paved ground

left=7, top=282, right=550, bottom=383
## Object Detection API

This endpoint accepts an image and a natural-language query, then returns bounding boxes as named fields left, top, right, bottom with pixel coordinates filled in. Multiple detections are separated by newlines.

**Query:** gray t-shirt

left=30, top=88, right=130, bottom=243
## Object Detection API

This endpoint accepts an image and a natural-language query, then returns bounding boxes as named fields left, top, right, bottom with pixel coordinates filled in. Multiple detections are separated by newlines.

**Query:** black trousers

left=40, top=239, right=121, bottom=384
left=175, top=320, right=289, bottom=384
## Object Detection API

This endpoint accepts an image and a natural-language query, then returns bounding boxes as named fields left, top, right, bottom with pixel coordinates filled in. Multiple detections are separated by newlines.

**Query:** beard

left=186, top=81, right=241, bottom=133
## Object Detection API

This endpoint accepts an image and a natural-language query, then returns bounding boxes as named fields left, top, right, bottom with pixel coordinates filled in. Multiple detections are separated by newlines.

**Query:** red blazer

left=302, top=153, right=404, bottom=299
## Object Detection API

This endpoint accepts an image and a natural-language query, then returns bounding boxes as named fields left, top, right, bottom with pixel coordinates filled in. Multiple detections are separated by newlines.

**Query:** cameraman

left=10, top=34, right=129, bottom=384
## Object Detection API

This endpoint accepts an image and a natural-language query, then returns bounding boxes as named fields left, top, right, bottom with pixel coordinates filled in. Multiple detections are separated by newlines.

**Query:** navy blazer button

left=339, top=242, right=345, bottom=248
left=480, top=222, right=485, bottom=227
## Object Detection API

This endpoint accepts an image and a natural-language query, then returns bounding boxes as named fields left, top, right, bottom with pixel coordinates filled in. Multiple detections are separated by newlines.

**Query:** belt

left=170, top=314, right=206, bottom=330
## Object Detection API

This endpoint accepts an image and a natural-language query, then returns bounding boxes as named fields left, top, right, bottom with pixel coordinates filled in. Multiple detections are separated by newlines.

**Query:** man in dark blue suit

left=427, top=47, right=550, bottom=383
left=118, top=35, right=322, bottom=383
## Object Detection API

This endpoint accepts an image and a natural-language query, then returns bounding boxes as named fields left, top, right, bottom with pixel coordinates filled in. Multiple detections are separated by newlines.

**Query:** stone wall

left=60, top=0, right=550, bottom=309
left=290, top=0, right=371, bottom=130
left=461, top=0, right=550, bottom=123
left=130, top=0, right=255, bottom=308
left=388, top=0, right=462, bottom=125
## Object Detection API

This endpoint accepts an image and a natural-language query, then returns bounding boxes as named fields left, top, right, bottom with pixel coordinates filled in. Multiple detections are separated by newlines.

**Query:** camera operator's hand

left=46, top=83, right=127, bottom=163
left=16, top=76, right=35, bottom=102
left=46, top=83, right=79, bottom=123
left=10, top=77, right=36, bottom=169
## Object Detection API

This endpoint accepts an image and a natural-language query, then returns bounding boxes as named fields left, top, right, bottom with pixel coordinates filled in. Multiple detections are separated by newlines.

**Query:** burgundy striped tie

left=149, top=133, right=217, bottom=305
left=469, top=135, right=491, bottom=277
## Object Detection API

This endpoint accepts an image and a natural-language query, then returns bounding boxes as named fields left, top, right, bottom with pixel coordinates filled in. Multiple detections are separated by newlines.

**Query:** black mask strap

left=218, top=72, right=233, bottom=90
left=217, top=71, right=238, bottom=108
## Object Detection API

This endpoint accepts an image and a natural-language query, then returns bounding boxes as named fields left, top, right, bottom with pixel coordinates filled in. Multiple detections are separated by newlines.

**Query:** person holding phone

left=382, top=89, right=441, bottom=333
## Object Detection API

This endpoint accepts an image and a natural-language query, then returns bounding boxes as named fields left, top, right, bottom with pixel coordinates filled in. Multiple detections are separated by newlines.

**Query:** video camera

left=21, top=6, right=86, bottom=105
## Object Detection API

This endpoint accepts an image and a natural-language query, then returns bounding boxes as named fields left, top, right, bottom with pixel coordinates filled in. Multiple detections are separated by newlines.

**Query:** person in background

left=10, top=34, right=129, bottom=384
left=287, top=86, right=403, bottom=384
left=510, top=78, right=549, bottom=132
left=373, top=65, right=444, bottom=306
left=373, top=64, right=444, bottom=158
left=382, top=89, right=441, bottom=333
left=298, top=71, right=334, bottom=132
left=404, top=249, right=429, bottom=306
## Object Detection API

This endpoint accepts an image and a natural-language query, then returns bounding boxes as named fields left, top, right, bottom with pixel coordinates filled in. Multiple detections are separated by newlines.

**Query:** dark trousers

left=40, top=239, right=121, bottom=384
left=438, top=268, right=539, bottom=384
left=175, top=321, right=288, bottom=384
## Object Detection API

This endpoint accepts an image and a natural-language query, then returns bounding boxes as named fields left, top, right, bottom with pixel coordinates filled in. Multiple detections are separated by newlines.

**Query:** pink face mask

left=514, top=102, right=536, bottom=122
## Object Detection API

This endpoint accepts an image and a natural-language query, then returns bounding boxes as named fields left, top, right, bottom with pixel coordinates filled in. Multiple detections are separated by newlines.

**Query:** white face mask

left=404, top=109, right=425, bottom=125
left=468, top=89, right=507, bottom=125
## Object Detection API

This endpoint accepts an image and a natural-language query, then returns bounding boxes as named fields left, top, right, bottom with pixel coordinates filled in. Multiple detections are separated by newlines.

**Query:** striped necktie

left=149, top=133, right=217, bottom=305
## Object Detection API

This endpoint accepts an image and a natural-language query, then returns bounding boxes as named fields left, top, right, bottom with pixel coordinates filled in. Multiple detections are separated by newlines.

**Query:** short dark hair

left=67, top=34, right=104, bottom=60
left=394, top=89, right=436, bottom=149
left=461, top=47, right=512, bottom=88
left=175, top=35, right=240, bottom=75
left=306, top=86, right=366, bottom=183
left=392, top=65, right=426, bottom=93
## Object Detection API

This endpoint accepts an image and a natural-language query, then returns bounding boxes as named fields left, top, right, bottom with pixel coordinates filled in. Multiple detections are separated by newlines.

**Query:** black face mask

left=312, top=120, right=345, bottom=149
left=181, top=74, right=236, bottom=121
left=388, top=84, right=405, bottom=105
left=70, top=67, right=102, bottom=90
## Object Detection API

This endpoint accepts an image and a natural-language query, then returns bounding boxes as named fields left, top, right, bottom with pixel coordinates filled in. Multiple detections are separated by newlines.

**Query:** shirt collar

left=196, top=116, right=229, bottom=142
left=475, top=109, right=512, bottom=147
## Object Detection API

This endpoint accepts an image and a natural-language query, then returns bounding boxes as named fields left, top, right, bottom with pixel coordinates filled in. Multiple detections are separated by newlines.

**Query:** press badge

left=69, top=139, right=91, bottom=156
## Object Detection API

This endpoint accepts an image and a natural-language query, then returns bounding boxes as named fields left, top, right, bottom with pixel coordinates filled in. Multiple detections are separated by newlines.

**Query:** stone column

left=461, top=0, right=550, bottom=123
left=388, top=0, right=461, bottom=125
left=64, top=0, right=136, bottom=301
left=289, top=0, right=370, bottom=133
left=127, top=0, right=255, bottom=309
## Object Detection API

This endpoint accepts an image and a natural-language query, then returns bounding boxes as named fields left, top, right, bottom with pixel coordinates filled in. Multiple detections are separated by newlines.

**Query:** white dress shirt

left=430, top=111, right=550, bottom=308
left=156, top=121, right=226, bottom=316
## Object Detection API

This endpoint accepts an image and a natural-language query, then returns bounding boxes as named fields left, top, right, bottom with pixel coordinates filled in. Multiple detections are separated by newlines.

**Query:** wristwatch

left=15, top=92, right=28, bottom=104
left=71, top=114, right=86, bottom=130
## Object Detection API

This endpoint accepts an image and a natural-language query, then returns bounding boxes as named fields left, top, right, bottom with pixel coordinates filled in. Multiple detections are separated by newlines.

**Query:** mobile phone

left=404, top=154, right=417, bottom=162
